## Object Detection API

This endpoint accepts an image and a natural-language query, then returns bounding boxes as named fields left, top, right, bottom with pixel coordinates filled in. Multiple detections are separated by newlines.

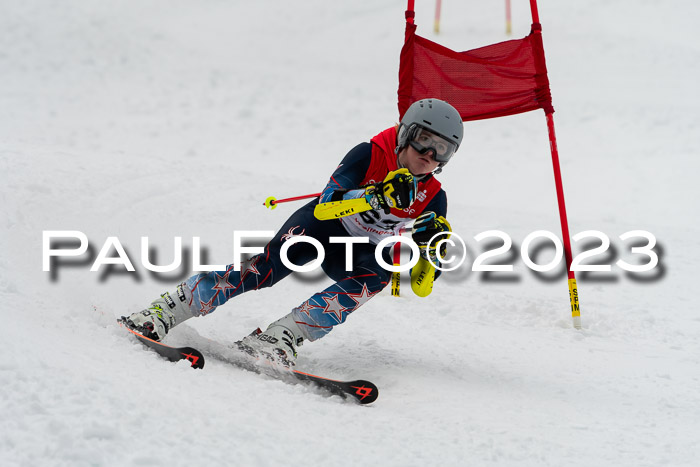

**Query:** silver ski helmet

left=396, top=98, right=463, bottom=168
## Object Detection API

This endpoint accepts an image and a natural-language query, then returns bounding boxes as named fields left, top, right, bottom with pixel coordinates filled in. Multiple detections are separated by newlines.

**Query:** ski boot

left=122, top=284, right=194, bottom=341
left=236, top=313, right=305, bottom=368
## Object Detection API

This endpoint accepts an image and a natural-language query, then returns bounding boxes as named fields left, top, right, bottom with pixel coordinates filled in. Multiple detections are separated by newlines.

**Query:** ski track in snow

left=2, top=0, right=699, bottom=466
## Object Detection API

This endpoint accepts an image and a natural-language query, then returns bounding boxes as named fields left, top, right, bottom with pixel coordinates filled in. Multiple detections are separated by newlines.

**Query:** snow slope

left=2, top=0, right=699, bottom=465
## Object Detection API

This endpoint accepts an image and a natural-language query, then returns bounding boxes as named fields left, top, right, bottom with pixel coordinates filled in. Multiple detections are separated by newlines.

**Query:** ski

left=118, top=319, right=378, bottom=404
left=118, top=319, right=205, bottom=369
left=203, top=339, right=379, bottom=404
left=291, top=370, right=378, bottom=404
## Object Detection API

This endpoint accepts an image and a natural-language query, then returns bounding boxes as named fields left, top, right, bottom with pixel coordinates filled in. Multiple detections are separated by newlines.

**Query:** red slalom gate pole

left=505, top=0, right=512, bottom=35
left=545, top=113, right=581, bottom=329
left=407, top=0, right=415, bottom=25
left=530, top=0, right=539, bottom=22
left=434, top=0, right=442, bottom=33
left=530, top=0, right=581, bottom=329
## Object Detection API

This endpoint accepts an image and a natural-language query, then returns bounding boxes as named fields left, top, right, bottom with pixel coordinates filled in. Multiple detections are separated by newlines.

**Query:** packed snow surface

left=2, top=0, right=699, bottom=466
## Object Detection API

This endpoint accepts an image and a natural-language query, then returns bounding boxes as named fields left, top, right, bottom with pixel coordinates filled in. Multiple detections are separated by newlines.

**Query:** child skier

left=124, top=98, right=463, bottom=366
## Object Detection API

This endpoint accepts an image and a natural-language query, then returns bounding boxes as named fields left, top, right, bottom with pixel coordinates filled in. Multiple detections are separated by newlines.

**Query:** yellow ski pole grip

left=411, top=257, right=435, bottom=297
left=313, top=197, right=373, bottom=220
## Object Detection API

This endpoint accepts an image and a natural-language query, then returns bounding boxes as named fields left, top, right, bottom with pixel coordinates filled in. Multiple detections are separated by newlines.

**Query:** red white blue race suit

left=183, top=127, right=447, bottom=340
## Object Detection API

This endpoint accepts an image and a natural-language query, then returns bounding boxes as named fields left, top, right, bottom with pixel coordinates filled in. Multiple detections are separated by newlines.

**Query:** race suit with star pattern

left=183, top=127, right=447, bottom=341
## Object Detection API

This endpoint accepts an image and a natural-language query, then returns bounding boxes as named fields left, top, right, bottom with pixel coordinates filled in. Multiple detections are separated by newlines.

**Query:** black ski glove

left=412, top=211, right=452, bottom=266
left=364, top=168, right=416, bottom=214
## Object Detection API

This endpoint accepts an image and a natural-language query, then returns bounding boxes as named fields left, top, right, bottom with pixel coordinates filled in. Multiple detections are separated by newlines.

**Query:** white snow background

left=2, top=0, right=699, bottom=466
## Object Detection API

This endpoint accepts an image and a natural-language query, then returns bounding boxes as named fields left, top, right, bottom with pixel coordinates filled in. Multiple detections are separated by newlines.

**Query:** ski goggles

left=408, top=127, right=458, bottom=163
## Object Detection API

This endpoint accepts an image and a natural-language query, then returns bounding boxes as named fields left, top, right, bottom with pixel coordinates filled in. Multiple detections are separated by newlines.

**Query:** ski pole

left=391, top=228, right=407, bottom=297
left=263, top=192, right=321, bottom=210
